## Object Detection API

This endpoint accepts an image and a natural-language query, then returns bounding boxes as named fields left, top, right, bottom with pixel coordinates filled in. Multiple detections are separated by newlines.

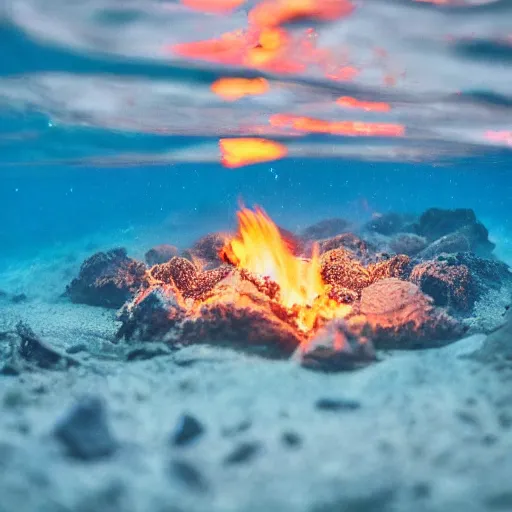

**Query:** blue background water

left=2, top=156, right=512, bottom=262
left=1, top=1, right=512, bottom=265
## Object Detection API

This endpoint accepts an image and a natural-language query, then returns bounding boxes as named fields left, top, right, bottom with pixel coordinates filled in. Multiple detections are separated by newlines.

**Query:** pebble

left=169, top=459, right=208, bottom=493
left=281, top=431, right=302, bottom=448
left=221, top=419, right=252, bottom=438
left=223, top=442, right=261, bottom=465
left=315, top=398, right=361, bottom=412
left=54, top=396, right=118, bottom=460
left=171, top=414, right=205, bottom=446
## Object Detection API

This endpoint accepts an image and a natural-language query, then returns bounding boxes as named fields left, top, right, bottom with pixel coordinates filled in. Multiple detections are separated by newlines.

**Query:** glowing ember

left=220, top=207, right=351, bottom=331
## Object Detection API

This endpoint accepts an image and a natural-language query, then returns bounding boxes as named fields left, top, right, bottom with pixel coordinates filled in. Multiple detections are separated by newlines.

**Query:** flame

left=221, top=207, right=351, bottom=331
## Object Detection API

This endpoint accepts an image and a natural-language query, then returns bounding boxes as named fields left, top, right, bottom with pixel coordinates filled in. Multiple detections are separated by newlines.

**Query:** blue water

left=1, top=0, right=512, bottom=263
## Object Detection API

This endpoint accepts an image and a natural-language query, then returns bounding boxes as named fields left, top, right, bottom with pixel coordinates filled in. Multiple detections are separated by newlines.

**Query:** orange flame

left=221, top=207, right=351, bottom=331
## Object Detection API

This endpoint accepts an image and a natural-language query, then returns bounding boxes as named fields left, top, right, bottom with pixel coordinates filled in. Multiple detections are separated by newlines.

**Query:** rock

left=116, top=283, right=186, bottom=343
left=66, top=343, right=88, bottom=355
left=126, top=344, right=171, bottom=361
left=410, top=261, right=476, bottom=311
left=355, top=278, right=465, bottom=349
left=301, top=218, right=350, bottom=240
left=415, top=208, right=494, bottom=255
left=66, top=248, right=147, bottom=308
left=15, top=322, right=79, bottom=370
left=148, top=257, right=197, bottom=292
left=223, top=442, right=261, bottom=465
left=11, top=293, right=28, bottom=304
left=471, top=310, right=512, bottom=362
left=179, top=287, right=303, bottom=358
left=365, top=213, right=414, bottom=236
left=368, top=255, right=411, bottom=283
left=295, top=320, right=376, bottom=372
left=320, top=249, right=371, bottom=295
left=389, top=233, right=427, bottom=257
left=147, top=258, right=232, bottom=300
left=169, top=460, right=208, bottom=493
left=117, top=272, right=303, bottom=358
left=326, top=284, right=359, bottom=305
left=183, top=232, right=228, bottom=269
left=315, top=398, right=361, bottom=411
left=418, top=232, right=471, bottom=260
left=281, top=431, right=302, bottom=448
left=318, top=233, right=374, bottom=263
left=54, top=396, right=118, bottom=460
left=144, top=244, right=178, bottom=266
left=222, top=420, right=252, bottom=438
left=171, top=414, right=205, bottom=446
left=450, top=253, right=512, bottom=293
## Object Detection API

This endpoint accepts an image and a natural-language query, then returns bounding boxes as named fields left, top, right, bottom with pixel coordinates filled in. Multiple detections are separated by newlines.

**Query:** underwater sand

left=1, top=227, right=512, bottom=512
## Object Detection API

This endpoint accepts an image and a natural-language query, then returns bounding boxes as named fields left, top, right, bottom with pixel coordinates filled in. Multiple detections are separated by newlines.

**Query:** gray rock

left=171, top=414, right=205, bottom=447
left=54, top=396, right=118, bottom=460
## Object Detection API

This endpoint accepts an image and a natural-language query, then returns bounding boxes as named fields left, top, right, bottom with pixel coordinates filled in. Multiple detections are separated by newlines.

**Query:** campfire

left=66, top=205, right=483, bottom=371
left=219, top=207, right=351, bottom=334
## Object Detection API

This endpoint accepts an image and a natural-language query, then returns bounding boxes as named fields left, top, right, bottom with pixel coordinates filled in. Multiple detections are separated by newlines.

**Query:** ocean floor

left=1, top=221, right=512, bottom=512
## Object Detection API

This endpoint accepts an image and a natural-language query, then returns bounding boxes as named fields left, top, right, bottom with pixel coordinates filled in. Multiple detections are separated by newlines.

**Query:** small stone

left=169, top=459, right=208, bottom=493
left=281, top=431, right=302, bottom=448
left=315, top=398, right=361, bottom=411
left=66, top=343, right=88, bottom=354
left=171, top=414, right=205, bottom=446
left=11, top=293, right=28, bottom=304
left=16, top=322, right=79, bottom=370
left=221, top=419, right=252, bottom=438
left=126, top=345, right=171, bottom=362
left=295, top=320, right=376, bottom=373
left=145, top=244, right=178, bottom=266
left=223, top=442, right=261, bottom=465
left=412, top=482, right=431, bottom=500
left=301, top=218, right=350, bottom=240
left=54, top=396, right=118, bottom=460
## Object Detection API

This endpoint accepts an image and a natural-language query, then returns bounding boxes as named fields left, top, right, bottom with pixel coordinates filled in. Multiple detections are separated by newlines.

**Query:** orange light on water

left=211, top=77, right=269, bottom=101
left=249, top=0, right=354, bottom=28
left=180, top=0, right=246, bottom=12
left=219, top=138, right=288, bottom=168
left=270, top=114, right=405, bottom=137
left=336, top=96, right=391, bottom=112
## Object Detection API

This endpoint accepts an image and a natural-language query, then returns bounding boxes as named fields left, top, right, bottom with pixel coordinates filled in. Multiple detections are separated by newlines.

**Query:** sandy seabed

left=1, top=230, right=512, bottom=512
